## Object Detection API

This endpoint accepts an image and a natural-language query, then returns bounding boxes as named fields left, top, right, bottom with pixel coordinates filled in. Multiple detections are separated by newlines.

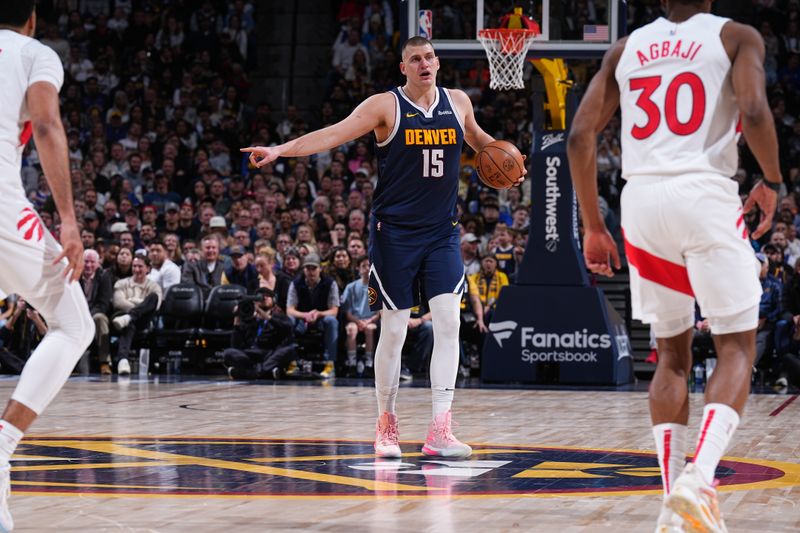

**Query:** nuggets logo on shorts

left=368, top=287, right=377, bottom=306
left=17, top=207, right=43, bottom=242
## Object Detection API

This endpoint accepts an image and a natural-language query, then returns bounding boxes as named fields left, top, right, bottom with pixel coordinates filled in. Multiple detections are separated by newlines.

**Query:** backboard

left=402, top=0, right=625, bottom=59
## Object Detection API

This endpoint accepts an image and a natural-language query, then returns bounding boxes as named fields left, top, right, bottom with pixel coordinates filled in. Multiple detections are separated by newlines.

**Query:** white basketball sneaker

left=421, top=410, right=472, bottom=458
left=666, top=463, right=728, bottom=533
left=0, top=463, right=13, bottom=532
left=374, top=412, right=401, bottom=458
left=655, top=504, right=684, bottom=533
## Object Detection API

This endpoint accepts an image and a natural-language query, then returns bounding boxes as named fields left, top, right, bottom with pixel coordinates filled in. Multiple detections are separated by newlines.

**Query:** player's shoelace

left=377, top=421, right=398, bottom=446
left=428, top=416, right=460, bottom=446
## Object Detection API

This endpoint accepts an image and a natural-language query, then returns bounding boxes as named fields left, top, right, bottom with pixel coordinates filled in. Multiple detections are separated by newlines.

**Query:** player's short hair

left=0, top=0, right=35, bottom=27
left=401, top=36, right=434, bottom=58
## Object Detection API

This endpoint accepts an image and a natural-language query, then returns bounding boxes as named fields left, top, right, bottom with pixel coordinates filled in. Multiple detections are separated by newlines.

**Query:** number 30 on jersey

left=630, top=72, right=706, bottom=140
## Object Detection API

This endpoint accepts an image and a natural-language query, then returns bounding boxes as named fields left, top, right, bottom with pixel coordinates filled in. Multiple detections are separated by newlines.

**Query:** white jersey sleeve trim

left=376, top=92, right=400, bottom=148
left=443, top=88, right=465, bottom=135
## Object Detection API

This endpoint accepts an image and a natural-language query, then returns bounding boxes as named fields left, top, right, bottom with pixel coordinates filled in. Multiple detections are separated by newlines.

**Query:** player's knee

left=432, top=312, right=459, bottom=335
left=76, top=309, right=96, bottom=350
left=382, top=321, right=406, bottom=343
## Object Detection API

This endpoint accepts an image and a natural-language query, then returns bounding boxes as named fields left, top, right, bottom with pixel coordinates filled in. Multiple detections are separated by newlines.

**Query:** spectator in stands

left=223, top=287, right=295, bottom=380
left=182, top=235, right=225, bottom=298
left=144, top=173, right=182, bottom=213
left=0, top=299, right=47, bottom=367
left=326, top=245, right=355, bottom=296
left=492, top=223, right=517, bottom=277
left=341, top=256, right=379, bottom=376
left=162, top=233, right=183, bottom=267
left=107, top=247, right=134, bottom=285
left=281, top=247, right=302, bottom=279
left=757, top=252, right=782, bottom=367
left=346, top=236, right=366, bottom=260
left=481, top=195, right=501, bottom=236
left=468, top=253, right=509, bottom=325
left=254, top=247, right=291, bottom=312
left=332, top=29, right=369, bottom=81
left=208, top=216, right=229, bottom=242
left=147, top=240, right=182, bottom=294
left=286, top=253, right=339, bottom=377
left=79, top=250, right=113, bottom=375
left=112, top=255, right=162, bottom=375
left=223, top=245, right=259, bottom=288
left=176, top=201, right=201, bottom=241
left=461, top=232, right=481, bottom=276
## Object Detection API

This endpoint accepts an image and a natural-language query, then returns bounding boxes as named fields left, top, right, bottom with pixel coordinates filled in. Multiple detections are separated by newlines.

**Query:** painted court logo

left=10, top=437, right=798, bottom=498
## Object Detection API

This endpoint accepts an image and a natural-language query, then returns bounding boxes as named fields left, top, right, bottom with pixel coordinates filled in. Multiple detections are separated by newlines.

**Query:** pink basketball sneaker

left=374, top=412, right=401, bottom=458
left=421, top=410, right=472, bottom=458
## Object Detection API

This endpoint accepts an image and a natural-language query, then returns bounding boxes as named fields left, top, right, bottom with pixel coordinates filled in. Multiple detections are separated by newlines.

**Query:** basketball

left=476, top=140, right=525, bottom=189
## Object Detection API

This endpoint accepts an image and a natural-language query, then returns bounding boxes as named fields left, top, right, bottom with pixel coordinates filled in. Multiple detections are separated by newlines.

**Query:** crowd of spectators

left=0, top=1, right=796, bottom=385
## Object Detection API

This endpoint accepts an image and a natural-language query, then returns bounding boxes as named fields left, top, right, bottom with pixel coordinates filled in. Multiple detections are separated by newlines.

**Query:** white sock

left=0, top=421, right=23, bottom=464
left=365, top=352, right=374, bottom=366
left=346, top=350, right=357, bottom=365
left=428, top=293, right=460, bottom=419
left=653, top=423, right=688, bottom=497
left=693, top=403, right=740, bottom=484
left=432, top=387, right=454, bottom=418
left=374, top=307, right=410, bottom=416
left=377, top=386, right=398, bottom=415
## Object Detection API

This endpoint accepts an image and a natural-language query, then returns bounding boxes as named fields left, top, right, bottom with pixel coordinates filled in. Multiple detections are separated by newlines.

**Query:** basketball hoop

left=478, top=28, right=538, bottom=91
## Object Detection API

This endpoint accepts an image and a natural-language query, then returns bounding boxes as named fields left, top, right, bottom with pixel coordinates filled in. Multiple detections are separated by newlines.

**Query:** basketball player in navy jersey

left=569, top=1, right=780, bottom=531
left=243, top=36, right=524, bottom=458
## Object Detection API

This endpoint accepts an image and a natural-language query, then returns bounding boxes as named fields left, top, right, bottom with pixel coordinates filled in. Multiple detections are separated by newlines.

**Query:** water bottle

left=693, top=362, right=705, bottom=387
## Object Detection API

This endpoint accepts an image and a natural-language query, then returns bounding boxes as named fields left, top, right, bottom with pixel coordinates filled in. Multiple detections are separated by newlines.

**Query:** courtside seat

left=197, top=284, right=246, bottom=373
left=151, top=284, right=205, bottom=373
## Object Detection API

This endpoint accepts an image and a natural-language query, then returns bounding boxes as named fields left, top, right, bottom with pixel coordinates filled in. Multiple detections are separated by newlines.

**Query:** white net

left=478, top=29, right=538, bottom=91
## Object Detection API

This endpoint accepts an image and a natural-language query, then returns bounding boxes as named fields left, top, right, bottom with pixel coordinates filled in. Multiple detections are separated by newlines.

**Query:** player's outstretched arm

left=567, top=38, right=626, bottom=277
left=725, top=23, right=781, bottom=239
left=241, top=93, right=394, bottom=167
left=27, top=81, right=83, bottom=282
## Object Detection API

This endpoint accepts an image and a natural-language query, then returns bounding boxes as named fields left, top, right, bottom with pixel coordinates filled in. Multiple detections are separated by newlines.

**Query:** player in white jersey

left=0, top=3, right=95, bottom=531
left=568, top=2, right=781, bottom=532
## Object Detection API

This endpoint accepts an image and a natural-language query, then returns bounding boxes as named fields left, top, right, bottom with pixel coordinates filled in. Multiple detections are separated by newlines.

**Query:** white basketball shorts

left=0, top=192, right=79, bottom=306
left=620, top=174, right=761, bottom=329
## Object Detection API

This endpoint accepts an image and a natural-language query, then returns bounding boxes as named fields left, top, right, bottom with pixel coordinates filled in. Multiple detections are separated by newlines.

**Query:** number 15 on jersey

left=422, top=149, right=444, bottom=178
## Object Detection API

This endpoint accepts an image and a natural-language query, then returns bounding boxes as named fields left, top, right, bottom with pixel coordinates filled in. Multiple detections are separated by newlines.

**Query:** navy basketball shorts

left=368, top=218, right=466, bottom=311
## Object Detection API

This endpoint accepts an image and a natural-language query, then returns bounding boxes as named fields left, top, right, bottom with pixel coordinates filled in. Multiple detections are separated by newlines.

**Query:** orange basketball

left=476, top=140, right=525, bottom=189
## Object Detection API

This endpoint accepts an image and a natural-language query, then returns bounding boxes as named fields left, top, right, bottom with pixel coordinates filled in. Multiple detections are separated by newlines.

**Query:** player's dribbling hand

left=743, top=179, right=779, bottom=239
left=582, top=228, right=621, bottom=278
left=54, top=221, right=84, bottom=282
left=240, top=145, right=282, bottom=168
left=512, top=155, right=528, bottom=187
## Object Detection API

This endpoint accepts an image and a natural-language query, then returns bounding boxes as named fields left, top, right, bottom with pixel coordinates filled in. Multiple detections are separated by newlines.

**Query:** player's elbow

left=567, top=127, right=594, bottom=155
left=738, top=97, right=772, bottom=125
left=31, top=119, right=63, bottom=140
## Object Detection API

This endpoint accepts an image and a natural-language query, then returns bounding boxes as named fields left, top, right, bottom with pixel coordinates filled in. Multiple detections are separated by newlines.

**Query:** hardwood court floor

left=2, top=376, right=798, bottom=532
